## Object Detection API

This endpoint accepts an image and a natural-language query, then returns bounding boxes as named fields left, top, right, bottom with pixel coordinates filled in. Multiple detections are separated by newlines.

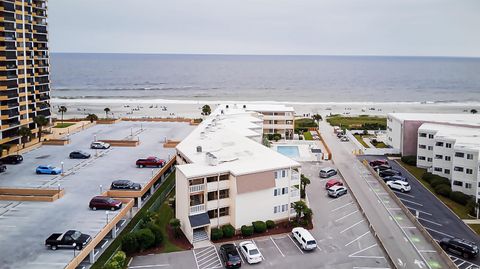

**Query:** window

left=466, top=169, right=473, bottom=175
left=219, top=189, right=229, bottom=199
left=274, top=205, right=280, bottom=213
left=281, top=204, right=288, bottom=212
left=454, top=166, right=464, bottom=172
left=453, top=180, right=463, bottom=187
left=219, top=174, right=229, bottom=181
left=274, top=188, right=280, bottom=196
left=419, top=144, right=426, bottom=149
left=418, top=156, right=426, bottom=161
left=466, top=183, right=472, bottom=189
left=275, top=169, right=287, bottom=179
left=467, top=154, right=474, bottom=160
left=208, top=209, right=218, bottom=218
left=428, top=134, right=434, bottom=139
left=434, top=167, right=442, bottom=172
left=219, top=207, right=229, bottom=217
left=274, top=204, right=288, bottom=213
left=444, top=169, right=450, bottom=174
left=207, top=176, right=217, bottom=183
left=446, top=143, right=452, bottom=148
left=455, top=152, right=465, bottom=158
left=419, top=133, right=427, bottom=138
left=428, top=146, right=433, bottom=151
left=427, top=158, right=432, bottom=162
left=282, top=170, right=287, bottom=178
left=208, top=191, right=218, bottom=201
left=282, top=187, right=288, bottom=195
left=435, top=142, right=444, bottom=147
left=435, top=155, right=443, bottom=159
left=274, top=187, right=288, bottom=196
left=445, top=156, right=451, bottom=161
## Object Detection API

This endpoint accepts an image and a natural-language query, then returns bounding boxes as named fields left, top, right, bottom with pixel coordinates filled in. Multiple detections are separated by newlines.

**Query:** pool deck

left=272, top=141, right=322, bottom=162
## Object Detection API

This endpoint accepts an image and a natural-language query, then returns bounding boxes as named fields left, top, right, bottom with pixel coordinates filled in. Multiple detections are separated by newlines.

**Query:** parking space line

left=418, top=217, right=442, bottom=227
left=405, top=206, right=432, bottom=216
left=129, top=265, right=170, bottom=268
left=393, top=191, right=415, bottom=199
left=270, top=236, right=285, bottom=257
left=288, top=234, right=304, bottom=254
left=401, top=227, right=417, bottom=229
left=331, top=201, right=354, bottom=212
left=235, top=245, right=246, bottom=264
left=425, top=227, right=454, bottom=238
left=398, top=197, right=423, bottom=207
left=345, top=231, right=370, bottom=247
left=251, top=240, right=265, bottom=260
left=348, top=243, right=383, bottom=258
left=335, top=210, right=359, bottom=222
left=340, top=219, right=365, bottom=234
left=419, top=250, right=437, bottom=253
left=328, top=195, right=350, bottom=203
left=353, top=267, right=390, bottom=269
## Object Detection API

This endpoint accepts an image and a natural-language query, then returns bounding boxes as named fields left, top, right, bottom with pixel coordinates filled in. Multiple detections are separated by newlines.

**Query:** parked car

left=386, top=180, right=411, bottom=192
left=440, top=237, right=479, bottom=259
left=340, top=136, right=349, bottom=142
left=0, top=164, right=6, bottom=173
left=110, top=180, right=141, bottom=190
left=239, top=241, right=262, bottom=264
left=336, top=132, right=345, bottom=138
left=383, top=175, right=407, bottom=183
left=319, top=167, right=337, bottom=178
left=219, top=243, right=242, bottom=268
left=69, top=150, right=91, bottom=159
left=45, top=230, right=91, bottom=250
left=89, top=196, right=122, bottom=211
left=325, top=178, right=343, bottom=189
left=292, top=227, right=317, bottom=251
left=327, top=185, right=348, bottom=198
left=136, top=156, right=166, bottom=168
left=90, top=141, right=110, bottom=149
left=36, top=165, right=62, bottom=175
left=369, top=159, right=389, bottom=167
left=0, top=154, right=23, bottom=164
left=372, top=164, right=392, bottom=171
left=379, top=169, right=402, bottom=178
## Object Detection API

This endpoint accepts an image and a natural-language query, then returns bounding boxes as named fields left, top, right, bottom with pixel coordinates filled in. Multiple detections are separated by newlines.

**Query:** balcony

left=290, top=188, right=300, bottom=198
left=207, top=180, right=229, bottom=191
left=189, top=184, right=205, bottom=193
left=190, top=204, right=206, bottom=215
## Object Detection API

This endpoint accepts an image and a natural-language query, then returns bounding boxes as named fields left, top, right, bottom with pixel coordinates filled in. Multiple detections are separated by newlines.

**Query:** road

left=319, top=121, right=450, bottom=269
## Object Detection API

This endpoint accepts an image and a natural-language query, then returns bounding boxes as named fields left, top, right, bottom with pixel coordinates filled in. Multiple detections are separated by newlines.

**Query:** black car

left=440, top=237, right=479, bottom=259
left=110, top=180, right=141, bottom=190
left=372, top=164, right=392, bottom=171
left=0, top=154, right=23, bottom=164
left=383, top=175, right=407, bottom=183
left=45, top=230, right=92, bottom=250
left=219, top=243, right=242, bottom=268
left=0, top=164, right=6, bottom=173
left=379, top=169, right=402, bottom=178
left=69, top=150, right=91, bottom=159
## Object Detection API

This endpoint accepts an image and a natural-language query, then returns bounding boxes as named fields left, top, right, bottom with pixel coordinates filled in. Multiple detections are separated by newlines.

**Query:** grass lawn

left=469, top=224, right=480, bottom=235
left=155, top=195, right=184, bottom=253
left=53, top=122, right=75, bottom=128
left=295, top=118, right=317, bottom=128
left=354, top=134, right=370, bottom=148
left=372, top=141, right=387, bottom=148
left=303, top=132, right=313, bottom=140
left=398, top=161, right=474, bottom=220
left=326, top=115, right=386, bottom=130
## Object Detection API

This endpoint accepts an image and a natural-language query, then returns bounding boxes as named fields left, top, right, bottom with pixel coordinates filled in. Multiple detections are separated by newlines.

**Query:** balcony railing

left=291, top=172, right=300, bottom=181
left=189, top=204, right=206, bottom=215
left=189, top=184, right=205, bottom=193
left=290, top=189, right=300, bottom=197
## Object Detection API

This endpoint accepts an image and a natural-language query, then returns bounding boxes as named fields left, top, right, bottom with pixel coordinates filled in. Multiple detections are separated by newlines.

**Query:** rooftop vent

left=196, top=146, right=202, bottom=153
left=205, top=152, right=218, bottom=166
left=200, top=131, right=206, bottom=139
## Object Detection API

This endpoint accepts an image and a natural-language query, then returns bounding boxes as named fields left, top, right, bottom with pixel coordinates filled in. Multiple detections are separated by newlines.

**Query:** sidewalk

left=463, top=219, right=480, bottom=224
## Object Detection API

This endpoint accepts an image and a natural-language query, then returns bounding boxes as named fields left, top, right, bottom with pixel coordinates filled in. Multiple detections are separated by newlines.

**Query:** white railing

left=291, top=172, right=300, bottom=182
left=189, top=184, right=205, bottom=193
left=290, top=189, right=300, bottom=197
left=190, top=204, right=206, bottom=214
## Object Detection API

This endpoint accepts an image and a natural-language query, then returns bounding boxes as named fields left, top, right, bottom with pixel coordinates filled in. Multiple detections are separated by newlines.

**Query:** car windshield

left=107, top=198, right=115, bottom=203
left=48, top=166, right=54, bottom=169
left=71, top=231, right=81, bottom=240
left=307, top=240, right=316, bottom=245
left=228, top=253, right=240, bottom=262
left=249, top=249, right=259, bottom=255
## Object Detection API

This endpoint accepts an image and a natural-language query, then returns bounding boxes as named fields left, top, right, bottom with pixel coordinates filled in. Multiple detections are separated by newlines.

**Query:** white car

left=292, top=227, right=317, bottom=251
left=327, top=185, right=348, bottom=198
left=90, top=141, right=110, bottom=149
left=387, top=180, right=411, bottom=193
left=238, top=241, right=262, bottom=264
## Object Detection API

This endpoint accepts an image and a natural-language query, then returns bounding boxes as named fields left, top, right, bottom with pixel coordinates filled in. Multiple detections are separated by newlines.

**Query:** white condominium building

left=417, top=123, right=480, bottom=199
left=175, top=105, right=301, bottom=244
left=245, top=104, right=295, bottom=140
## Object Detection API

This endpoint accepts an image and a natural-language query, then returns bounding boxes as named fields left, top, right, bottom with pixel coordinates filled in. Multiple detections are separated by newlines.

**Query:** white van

left=292, top=227, right=317, bottom=251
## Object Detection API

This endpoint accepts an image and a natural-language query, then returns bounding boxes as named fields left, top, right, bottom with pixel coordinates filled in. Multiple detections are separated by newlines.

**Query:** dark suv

left=0, top=154, right=23, bottom=164
left=440, top=237, right=479, bottom=259
left=110, top=180, right=141, bottom=190
left=379, top=169, right=402, bottom=178
left=69, top=151, right=91, bottom=159
left=89, top=196, right=122, bottom=211
left=219, top=243, right=242, bottom=268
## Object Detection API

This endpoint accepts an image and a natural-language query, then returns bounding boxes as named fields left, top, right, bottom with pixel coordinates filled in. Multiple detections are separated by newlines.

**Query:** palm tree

left=302, top=207, right=313, bottom=224
left=169, top=218, right=181, bottom=238
left=104, top=107, right=110, bottom=119
left=292, top=200, right=307, bottom=222
left=312, top=114, right=322, bottom=126
left=17, top=126, right=32, bottom=148
left=33, top=115, right=49, bottom=142
left=471, top=109, right=478, bottom=114
left=86, top=113, right=98, bottom=123
left=58, top=106, right=67, bottom=125
left=300, top=174, right=311, bottom=199
left=201, top=105, right=211, bottom=116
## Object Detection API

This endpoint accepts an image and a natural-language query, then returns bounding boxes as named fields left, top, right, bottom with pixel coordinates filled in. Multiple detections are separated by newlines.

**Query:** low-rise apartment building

left=416, top=123, right=480, bottom=199
left=245, top=104, right=295, bottom=140
left=175, top=105, right=301, bottom=244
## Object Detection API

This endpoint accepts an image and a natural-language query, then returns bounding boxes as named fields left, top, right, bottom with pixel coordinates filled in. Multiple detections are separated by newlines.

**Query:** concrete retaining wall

left=43, top=139, right=70, bottom=146
left=98, top=140, right=139, bottom=147
left=0, top=188, right=65, bottom=202
left=316, top=130, right=332, bottom=160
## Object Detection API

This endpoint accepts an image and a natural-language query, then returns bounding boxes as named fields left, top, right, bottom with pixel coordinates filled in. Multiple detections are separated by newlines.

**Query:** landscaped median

left=0, top=187, right=64, bottom=202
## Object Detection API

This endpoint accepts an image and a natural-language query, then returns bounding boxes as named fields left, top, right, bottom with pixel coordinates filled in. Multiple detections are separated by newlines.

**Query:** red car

left=136, top=156, right=166, bottom=168
left=325, top=179, right=343, bottom=189
left=369, top=159, right=388, bottom=167
left=89, top=196, right=122, bottom=211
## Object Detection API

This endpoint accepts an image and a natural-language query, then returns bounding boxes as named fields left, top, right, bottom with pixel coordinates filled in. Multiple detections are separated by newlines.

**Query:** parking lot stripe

left=328, top=195, right=350, bottom=203
left=270, top=236, right=285, bottom=257
left=418, top=217, right=442, bottom=227
left=335, top=210, right=359, bottom=222
left=353, top=267, right=390, bottom=269
left=331, top=202, right=354, bottom=212
left=340, top=220, right=365, bottom=234
left=425, top=227, right=454, bottom=238
left=405, top=206, right=432, bottom=216
left=419, top=250, right=437, bottom=253
left=252, top=240, right=265, bottom=260
left=288, top=234, right=304, bottom=254
left=236, top=246, right=246, bottom=264
left=128, top=265, right=170, bottom=268
left=393, top=191, right=415, bottom=199
left=345, top=231, right=370, bottom=247
left=398, top=197, right=423, bottom=207
left=348, top=244, right=384, bottom=258
left=195, top=246, right=212, bottom=256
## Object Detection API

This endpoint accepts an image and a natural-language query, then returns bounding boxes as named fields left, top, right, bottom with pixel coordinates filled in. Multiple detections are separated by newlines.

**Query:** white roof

left=388, top=113, right=480, bottom=127
left=419, top=123, right=480, bottom=152
left=244, top=104, right=295, bottom=113
left=176, top=105, right=300, bottom=178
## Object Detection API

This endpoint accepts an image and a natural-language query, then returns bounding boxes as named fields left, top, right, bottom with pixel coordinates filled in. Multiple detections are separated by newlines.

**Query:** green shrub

left=241, top=225, right=254, bottom=236
left=434, top=184, right=452, bottom=197
left=401, top=156, right=417, bottom=166
left=266, top=220, right=275, bottom=229
left=430, top=176, right=450, bottom=188
left=136, top=228, right=155, bottom=251
left=211, top=228, right=223, bottom=241
left=221, top=224, right=235, bottom=238
left=102, top=250, right=126, bottom=269
left=467, top=199, right=478, bottom=216
left=450, top=191, right=471, bottom=206
left=252, top=221, right=267, bottom=233
left=422, top=172, right=435, bottom=184
left=121, top=233, right=139, bottom=255
left=146, top=222, right=163, bottom=246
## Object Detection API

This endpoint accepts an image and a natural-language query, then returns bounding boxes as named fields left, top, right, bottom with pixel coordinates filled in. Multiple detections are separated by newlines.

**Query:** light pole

left=105, top=211, right=109, bottom=225
left=72, top=243, right=76, bottom=257
left=57, top=183, right=61, bottom=193
left=93, top=135, right=97, bottom=142
left=60, top=161, right=64, bottom=176
left=131, top=127, right=133, bottom=137
left=99, top=184, right=103, bottom=194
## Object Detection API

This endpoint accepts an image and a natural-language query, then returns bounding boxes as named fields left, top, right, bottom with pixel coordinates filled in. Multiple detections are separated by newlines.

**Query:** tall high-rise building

left=0, top=0, right=51, bottom=147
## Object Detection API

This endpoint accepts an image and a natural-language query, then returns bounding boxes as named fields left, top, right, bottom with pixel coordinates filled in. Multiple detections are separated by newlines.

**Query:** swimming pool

left=276, top=145, right=300, bottom=158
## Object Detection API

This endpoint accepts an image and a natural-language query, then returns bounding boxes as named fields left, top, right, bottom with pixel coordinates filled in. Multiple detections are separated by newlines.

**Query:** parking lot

left=129, top=159, right=390, bottom=269
left=0, top=121, right=194, bottom=269
left=361, top=155, right=480, bottom=269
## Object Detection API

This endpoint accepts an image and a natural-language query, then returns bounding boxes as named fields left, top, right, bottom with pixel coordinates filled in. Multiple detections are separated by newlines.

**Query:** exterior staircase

left=193, top=229, right=209, bottom=243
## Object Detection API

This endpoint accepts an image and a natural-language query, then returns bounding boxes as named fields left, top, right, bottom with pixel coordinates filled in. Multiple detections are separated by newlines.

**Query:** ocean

left=50, top=53, right=480, bottom=103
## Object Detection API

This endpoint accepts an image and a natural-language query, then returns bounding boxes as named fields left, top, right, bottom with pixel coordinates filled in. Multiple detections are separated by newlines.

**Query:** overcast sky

left=48, top=0, right=480, bottom=57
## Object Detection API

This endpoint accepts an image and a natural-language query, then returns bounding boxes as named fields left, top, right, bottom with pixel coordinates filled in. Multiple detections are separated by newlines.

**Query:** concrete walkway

left=463, top=219, right=480, bottom=224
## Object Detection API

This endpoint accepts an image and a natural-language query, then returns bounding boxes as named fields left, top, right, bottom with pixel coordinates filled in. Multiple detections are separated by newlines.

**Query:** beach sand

left=51, top=98, right=479, bottom=119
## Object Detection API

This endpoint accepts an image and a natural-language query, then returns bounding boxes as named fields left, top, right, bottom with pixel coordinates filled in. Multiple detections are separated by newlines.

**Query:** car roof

left=328, top=185, right=345, bottom=191
left=327, top=179, right=340, bottom=183
left=393, top=180, right=408, bottom=185
left=292, top=227, right=315, bottom=241
left=240, top=241, right=256, bottom=250
left=321, top=167, right=335, bottom=171
left=113, top=179, right=131, bottom=183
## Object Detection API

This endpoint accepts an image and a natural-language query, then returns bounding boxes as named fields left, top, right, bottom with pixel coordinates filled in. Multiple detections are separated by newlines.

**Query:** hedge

left=121, top=233, right=139, bottom=255
left=430, top=177, right=450, bottom=188
left=222, top=224, right=235, bottom=238
left=450, top=191, right=471, bottom=206
left=211, top=228, right=223, bottom=240
left=136, top=228, right=155, bottom=251
left=252, top=221, right=267, bottom=233
left=102, top=251, right=126, bottom=269
left=145, top=222, right=163, bottom=246
left=434, top=184, right=452, bottom=197
left=401, top=156, right=417, bottom=166
left=266, top=220, right=275, bottom=229
left=241, top=225, right=254, bottom=236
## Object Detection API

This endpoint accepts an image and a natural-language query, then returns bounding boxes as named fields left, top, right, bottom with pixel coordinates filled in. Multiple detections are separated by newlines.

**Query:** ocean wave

left=53, top=86, right=200, bottom=92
